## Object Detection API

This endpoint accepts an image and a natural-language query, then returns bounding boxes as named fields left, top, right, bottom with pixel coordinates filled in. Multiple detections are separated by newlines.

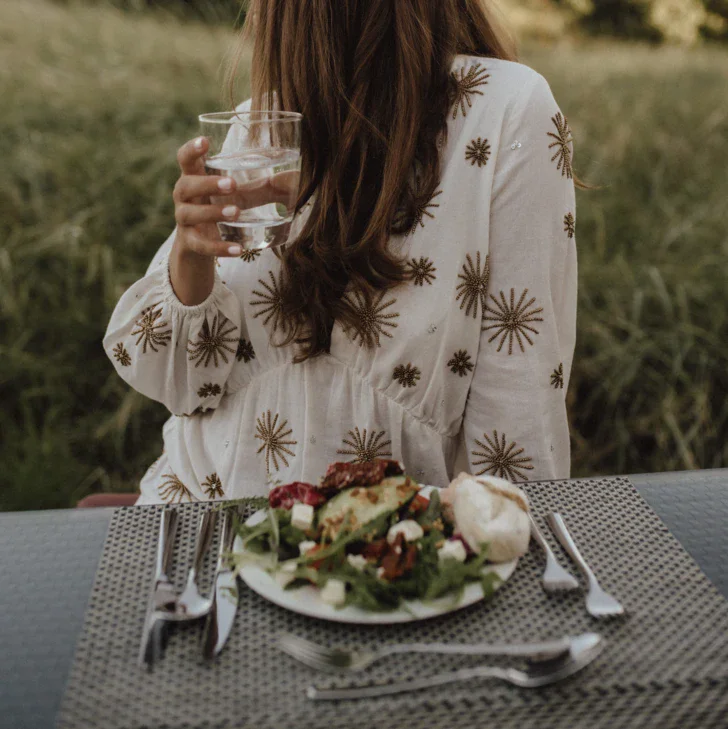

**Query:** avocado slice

left=317, top=475, right=419, bottom=541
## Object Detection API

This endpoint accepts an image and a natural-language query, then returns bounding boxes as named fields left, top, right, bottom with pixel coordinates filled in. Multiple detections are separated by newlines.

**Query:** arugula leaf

left=423, top=543, right=499, bottom=602
left=281, top=565, right=320, bottom=590
left=318, top=563, right=402, bottom=611
left=267, top=507, right=280, bottom=553
left=221, top=496, right=268, bottom=512
left=279, top=524, right=307, bottom=550
left=236, top=519, right=273, bottom=553
left=416, top=488, right=442, bottom=527
left=391, top=530, right=442, bottom=599
left=235, top=508, right=291, bottom=556
left=479, top=571, right=501, bottom=600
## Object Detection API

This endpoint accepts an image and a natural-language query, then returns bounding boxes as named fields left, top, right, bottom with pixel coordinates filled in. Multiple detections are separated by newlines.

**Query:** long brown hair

left=230, top=1, right=589, bottom=360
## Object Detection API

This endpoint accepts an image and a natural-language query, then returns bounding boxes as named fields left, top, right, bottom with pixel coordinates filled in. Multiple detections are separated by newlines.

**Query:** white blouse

left=103, top=54, right=578, bottom=505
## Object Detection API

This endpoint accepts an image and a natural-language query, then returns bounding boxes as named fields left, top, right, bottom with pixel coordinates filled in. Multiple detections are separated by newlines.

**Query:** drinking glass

left=199, top=110, right=303, bottom=250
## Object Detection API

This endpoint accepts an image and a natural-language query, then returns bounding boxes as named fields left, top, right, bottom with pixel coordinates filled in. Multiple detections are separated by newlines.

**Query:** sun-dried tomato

left=361, top=538, right=389, bottom=561
left=407, top=493, right=430, bottom=514
left=268, top=482, right=328, bottom=510
left=379, top=533, right=418, bottom=581
left=319, top=459, right=405, bottom=493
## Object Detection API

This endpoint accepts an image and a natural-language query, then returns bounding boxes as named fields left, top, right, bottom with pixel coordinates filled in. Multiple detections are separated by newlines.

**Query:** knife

left=202, top=509, right=239, bottom=658
left=139, top=508, right=179, bottom=669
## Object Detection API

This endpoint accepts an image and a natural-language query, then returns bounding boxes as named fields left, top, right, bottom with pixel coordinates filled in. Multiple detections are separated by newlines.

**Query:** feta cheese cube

left=298, top=540, right=317, bottom=555
left=346, top=554, right=368, bottom=571
left=291, top=503, right=314, bottom=531
left=275, top=560, right=298, bottom=588
left=320, top=578, right=346, bottom=607
left=438, top=539, right=467, bottom=563
left=386, top=519, right=424, bottom=545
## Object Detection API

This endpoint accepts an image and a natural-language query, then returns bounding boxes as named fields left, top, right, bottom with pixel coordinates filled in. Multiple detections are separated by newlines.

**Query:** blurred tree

left=703, top=0, right=728, bottom=37
left=550, top=0, right=728, bottom=42
left=574, top=0, right=661, bottom=39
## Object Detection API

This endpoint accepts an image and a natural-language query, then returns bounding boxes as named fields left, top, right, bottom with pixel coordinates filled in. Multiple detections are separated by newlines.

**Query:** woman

left=103, top=0, right=584, bottom=505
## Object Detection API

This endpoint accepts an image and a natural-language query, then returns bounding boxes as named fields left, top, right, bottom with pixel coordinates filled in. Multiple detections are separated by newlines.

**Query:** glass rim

left=198, top=110, right=303, bottom=124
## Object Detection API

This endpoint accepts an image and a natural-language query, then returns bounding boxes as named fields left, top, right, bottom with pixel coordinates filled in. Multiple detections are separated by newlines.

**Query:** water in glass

left=206, top=147, right=301, bottom=249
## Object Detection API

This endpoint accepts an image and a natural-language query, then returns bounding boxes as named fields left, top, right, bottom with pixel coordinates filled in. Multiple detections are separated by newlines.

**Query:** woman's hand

left=173, top=136, right=243, bottom=259
left=169, top=136, right=243, bottom=306
left=168, top=136, right=301, bottom=306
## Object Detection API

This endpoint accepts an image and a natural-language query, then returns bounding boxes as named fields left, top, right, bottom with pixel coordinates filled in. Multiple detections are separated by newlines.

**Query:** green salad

left=232, top=460, right=499, bottom=612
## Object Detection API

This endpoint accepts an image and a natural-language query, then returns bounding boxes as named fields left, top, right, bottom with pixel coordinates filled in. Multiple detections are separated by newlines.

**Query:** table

left=0, top=469, right=725, bottom=729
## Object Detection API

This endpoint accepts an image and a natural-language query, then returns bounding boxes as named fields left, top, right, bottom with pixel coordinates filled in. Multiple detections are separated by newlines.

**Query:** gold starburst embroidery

left=472, top=430, right=534, bottom=482
left=452, top=63, right=490, bottom=119
left=564, top=212, right=575, bottom=239
left=202, top=472, right=224, bottom=499
left=159, top=472, right=194, bottom=503
left=406, top=257, right=437, bottom=286
left=345, top=290, right=399, bottom=347
left=394, top=174, right=442, bottom=236
left=337, top=427, right=392, bottom=463
left=448, top=349, right=474, bottom=377
left=250, top=270, right=287, bottom=333
left=410, top=187, right=442, bottom=234
left=482, top=288, right=544, bottom=354
left=131, top=303, right=171, bottom=354
left=239, top=248, right=262, bottom=262
left=547, top=112, right=573, bottom=179
left=455, top=252, right=490, bottom=318
left=255, top=410, right=297, bottom=473
left=187, top=312, right=238, bottom=368
left=393, top=363, right=421, bottom=388
left=551, top=363, right=564, bottom=389
left=236, top=337, right=255, bottom=363
left=465, top=137, right=491, bottom=167
left=112, top=342, right=131, bottom=367
left=197, top=383, right=221, bottom=399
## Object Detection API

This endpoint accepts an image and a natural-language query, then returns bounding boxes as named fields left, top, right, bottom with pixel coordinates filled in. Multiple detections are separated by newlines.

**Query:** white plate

left=233, top=486, right=518, bottom=624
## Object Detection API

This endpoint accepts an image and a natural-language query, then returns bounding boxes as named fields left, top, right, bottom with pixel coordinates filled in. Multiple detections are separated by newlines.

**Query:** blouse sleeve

left=102, top=233, right=243, bottom=417
left=462, top=72, right=578, bottom=482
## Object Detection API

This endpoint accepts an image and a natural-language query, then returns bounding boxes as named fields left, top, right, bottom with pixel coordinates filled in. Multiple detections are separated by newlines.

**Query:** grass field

left=1, top=0, right=727, bottom=510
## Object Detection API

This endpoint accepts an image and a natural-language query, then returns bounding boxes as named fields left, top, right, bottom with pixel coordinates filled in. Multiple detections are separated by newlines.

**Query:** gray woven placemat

left=56, top=476, right=728, bottom=729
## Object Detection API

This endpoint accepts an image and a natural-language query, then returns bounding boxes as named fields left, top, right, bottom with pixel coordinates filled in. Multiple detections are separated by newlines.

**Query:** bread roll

left=444, top=472, right=530, bottom=563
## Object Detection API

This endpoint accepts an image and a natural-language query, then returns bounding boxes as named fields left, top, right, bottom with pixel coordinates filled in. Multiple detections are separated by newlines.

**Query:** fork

left=528, top=512, right=579, bottom=591
left=546, top=512, right=625, bottom=618
left=307, top=633, right=604, bottom=700
left=279, top=631, right=587, bottom=673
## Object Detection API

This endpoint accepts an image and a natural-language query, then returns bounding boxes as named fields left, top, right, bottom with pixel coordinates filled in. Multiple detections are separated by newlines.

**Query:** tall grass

left=528, top=40, right=728, bottom=475
left=1, top=2, right=726, bottom=510
left=0, top=0, right=249, bottom=510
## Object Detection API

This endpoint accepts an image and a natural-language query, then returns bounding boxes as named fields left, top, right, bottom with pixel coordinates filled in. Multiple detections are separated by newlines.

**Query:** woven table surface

left=56, top=476, right=728, bottom=729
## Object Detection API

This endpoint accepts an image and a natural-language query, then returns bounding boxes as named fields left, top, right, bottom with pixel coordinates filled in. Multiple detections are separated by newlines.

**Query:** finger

left=184, top=230, right=246, bottom=258
left=175, top=203, right=240, bottom=227
left=173, top=174, right=237, bottom=203
left=230, top=173, right=298, bottom=210
left=268, top=170, right=301, bottom=197
left=177, top=137, right=209, bottom=175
